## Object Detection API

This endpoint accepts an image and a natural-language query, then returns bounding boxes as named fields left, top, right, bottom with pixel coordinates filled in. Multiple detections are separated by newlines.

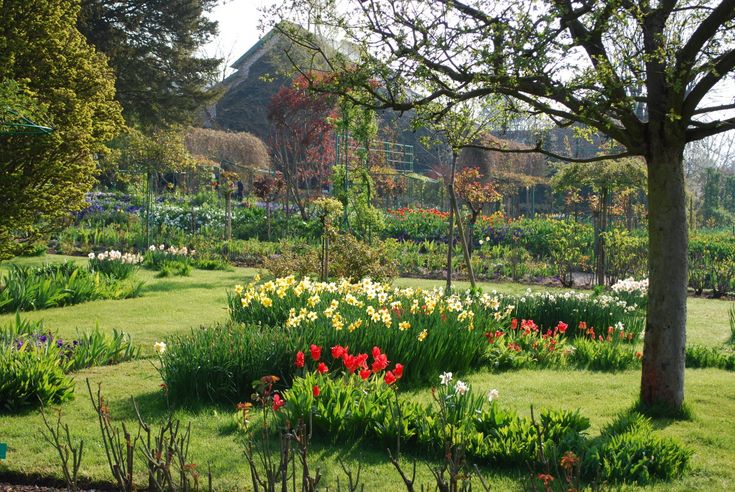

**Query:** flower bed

left=227, top=276, right=510, bottom=385
left=0, top=262, right=144, bottom=313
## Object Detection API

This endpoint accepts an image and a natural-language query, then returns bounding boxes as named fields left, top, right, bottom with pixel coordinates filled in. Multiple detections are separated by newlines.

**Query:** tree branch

left=463, top=142, right=631, bottom=163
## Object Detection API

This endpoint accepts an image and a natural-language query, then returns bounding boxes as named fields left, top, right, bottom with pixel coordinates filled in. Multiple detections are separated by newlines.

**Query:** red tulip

left=317, top=362, right=329, bottom=374
left=394, top=363, right=404, bottom=379
left=331, top=345, right=346, bottom=359
left=312, top=385, right=320, bottom=397
left=295, top=351, right=305, bottom=368
left=384, top=371, right=397, bottom=385
left=310, top=344, right=321, bottom=361
left=359, top=369, right=371, bottom=380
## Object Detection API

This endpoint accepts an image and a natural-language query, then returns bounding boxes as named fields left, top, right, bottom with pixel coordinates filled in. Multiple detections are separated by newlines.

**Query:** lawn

left=1, top=255, right=733, bottom=490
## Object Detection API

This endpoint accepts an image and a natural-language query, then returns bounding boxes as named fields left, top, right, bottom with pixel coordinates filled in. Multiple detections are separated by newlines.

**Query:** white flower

left=97, top=253, right=105, bottom=261
left=615, top=321, right=625, bottom=331
left=154, top=341, right=167, bottom=354
left=149, top=245, right=156, bottom=251
left=455, top=380, right=468, bottom=396
left=439, top=372, right=453, bottom=386
left=159, top=244, right=165, bottom=251
left=487, top=389, right=499, bottom=402
left=88, top=252, right=95, bottom=259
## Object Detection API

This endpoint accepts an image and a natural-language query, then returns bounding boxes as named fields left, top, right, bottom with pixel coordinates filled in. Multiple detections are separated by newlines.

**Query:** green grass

left=0, top=255, right=734, bottom=490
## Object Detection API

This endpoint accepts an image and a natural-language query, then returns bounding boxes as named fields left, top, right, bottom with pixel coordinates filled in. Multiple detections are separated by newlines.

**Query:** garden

left=3, top=0, right=735, bottom=490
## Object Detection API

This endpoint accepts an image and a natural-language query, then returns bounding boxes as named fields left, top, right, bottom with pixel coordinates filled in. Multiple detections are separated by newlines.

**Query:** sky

left=204, top=0, right=279, bottom=75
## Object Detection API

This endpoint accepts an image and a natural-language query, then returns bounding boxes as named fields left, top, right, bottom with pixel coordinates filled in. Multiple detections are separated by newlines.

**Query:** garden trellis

left=335, top=132, right=443, bottom=209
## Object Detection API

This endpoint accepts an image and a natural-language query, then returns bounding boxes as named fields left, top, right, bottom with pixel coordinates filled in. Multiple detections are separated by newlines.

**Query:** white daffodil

left=487, top=389, right=499, bottom=402
left=439, top=372, right=453, bottom=386
left=455, top=380, right=468, bottom=396
left=154, top=341, right=167, bottom=354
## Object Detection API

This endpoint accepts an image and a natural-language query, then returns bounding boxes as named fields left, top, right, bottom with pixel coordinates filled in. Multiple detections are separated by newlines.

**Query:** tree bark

left=641, top=140, right=688, bottom=410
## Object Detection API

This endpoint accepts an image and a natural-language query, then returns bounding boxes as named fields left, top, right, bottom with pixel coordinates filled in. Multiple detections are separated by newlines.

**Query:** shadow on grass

left=141, top=280, right=227, bottom=293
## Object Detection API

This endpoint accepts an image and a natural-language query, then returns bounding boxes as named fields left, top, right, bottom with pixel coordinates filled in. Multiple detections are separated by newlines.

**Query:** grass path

left=1, top=255, right=734, bottom=490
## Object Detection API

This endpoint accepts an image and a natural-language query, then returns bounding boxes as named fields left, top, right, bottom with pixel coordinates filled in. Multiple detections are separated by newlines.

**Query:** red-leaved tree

left=268, top=74, right=337, bottom=220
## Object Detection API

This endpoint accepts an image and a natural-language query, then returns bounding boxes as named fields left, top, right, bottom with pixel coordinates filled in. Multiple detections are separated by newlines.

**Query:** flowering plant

left=88, top=249, right=143, bottom=279
left=228, top=276, right=510, bottom=384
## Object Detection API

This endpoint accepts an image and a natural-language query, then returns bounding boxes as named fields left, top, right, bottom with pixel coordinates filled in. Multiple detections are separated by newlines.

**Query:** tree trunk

left=225, top=192, right=232, bottom=240
left=446, top=192, right=455, bottom=293
left=641, top=141, right=687, bottom=411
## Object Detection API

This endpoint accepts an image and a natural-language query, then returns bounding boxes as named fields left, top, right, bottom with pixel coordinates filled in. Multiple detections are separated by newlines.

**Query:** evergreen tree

left=0, top=0, right=123, bottom=259
left=77, top=0, right=221, bottom=128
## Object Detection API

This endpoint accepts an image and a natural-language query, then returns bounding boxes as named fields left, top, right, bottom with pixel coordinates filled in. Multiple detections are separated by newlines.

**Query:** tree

left=77, top=0, right=220, bottom=128
left=454, top=166, right=501, bottom=255
left=552, top=158, right=647, bottom=285
left=116, top=128, right=196, bottom=243
left=272, top=0, right=735, bottom=412
left=267, top=74, right=337, bottom=220
left=0, top=0, right=122, bottom=260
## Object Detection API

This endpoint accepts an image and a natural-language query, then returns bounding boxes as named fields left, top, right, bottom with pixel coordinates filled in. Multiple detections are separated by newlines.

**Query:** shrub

left=328, top=235, right=397, bottom=281
left=261, top=241, right=320, bottom=279
left=0, top=262, right=143, bottom=313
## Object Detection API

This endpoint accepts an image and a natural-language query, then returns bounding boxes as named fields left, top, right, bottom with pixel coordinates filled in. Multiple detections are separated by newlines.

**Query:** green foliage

left=584, top=413, right=691, bottom=484
left=88, top=253, right=141, bottom=280
left=159, top=322, right=294, bottom=404
left=278, top=366, right=589, bottom=468
left=685, top=344, right=735, bottom=371
left=688, top=233, right=735, bottom=296
left=263, top=235, right=397, bottom=282
left=570, top=338, right=640, bottom=372
left=546, top=220, right=592, bottom=287
left=730, top=304, right=735, bottom=344
left=0, top=0, right=123, bottom=259
left=227, top=278, right=506, bottom=386
left=503, top=290, right=645, bottom=340
left=601, top=228, right=648, bottom=283
left=67, top=328, right=140, bottom=372
left=0, top=262, right=143, bottom=313
left=77, top=0, right=220, bottom=128
left=0, top=343, right=74, bottom=411
left=551, top=159, right=647, bottom=196
left=0, top=320, right=138, bottom=411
